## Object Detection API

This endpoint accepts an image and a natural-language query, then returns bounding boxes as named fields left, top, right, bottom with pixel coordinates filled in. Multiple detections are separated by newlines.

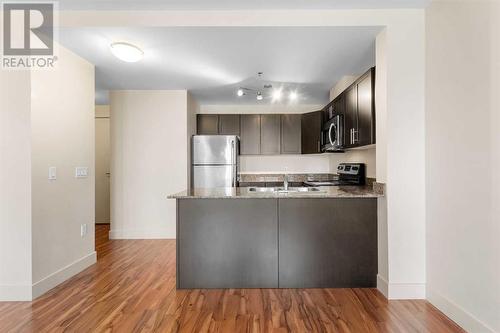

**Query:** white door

left=95, top=116, right=110, bottom=224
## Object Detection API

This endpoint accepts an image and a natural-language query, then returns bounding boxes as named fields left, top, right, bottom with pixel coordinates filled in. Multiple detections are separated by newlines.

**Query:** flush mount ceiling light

left=289, top=91, right=298, bottom=101
left=237, top=88, right=245, bottom=97
left=110, top=42, right=144, bottom=63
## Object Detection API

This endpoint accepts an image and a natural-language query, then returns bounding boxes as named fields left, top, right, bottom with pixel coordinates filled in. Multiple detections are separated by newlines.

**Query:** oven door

left=321, top=115, right=344, bottom=152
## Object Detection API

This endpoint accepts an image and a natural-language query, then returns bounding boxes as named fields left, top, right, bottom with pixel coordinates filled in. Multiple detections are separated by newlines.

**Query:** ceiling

left=58, top=27, right=380, bottom=105
left=55, top=0, right=430, bottom=10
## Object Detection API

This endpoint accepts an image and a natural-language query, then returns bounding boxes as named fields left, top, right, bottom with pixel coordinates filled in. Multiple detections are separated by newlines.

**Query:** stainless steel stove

left=304, top=163, right=366, bottom=186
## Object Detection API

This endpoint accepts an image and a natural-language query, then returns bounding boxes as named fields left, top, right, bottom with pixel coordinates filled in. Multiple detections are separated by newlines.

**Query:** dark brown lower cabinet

left=279, top=198, right=377, bottom=288
left=176, top=198, right=377, bottom=289
left=177, top=199, right=278, bottom=288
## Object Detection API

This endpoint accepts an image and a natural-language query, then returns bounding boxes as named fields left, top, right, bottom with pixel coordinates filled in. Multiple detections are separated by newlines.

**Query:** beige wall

left=110, top=90, right=189, bottom=239
left=426, top=2, right=500, bottom=332
left=0, top=70, right=33, bottom=301
left=30, top=45, right=96, bottom=297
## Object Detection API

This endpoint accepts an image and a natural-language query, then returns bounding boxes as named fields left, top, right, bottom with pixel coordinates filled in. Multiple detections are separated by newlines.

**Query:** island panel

left=278, top=198, right=377, bottom=288
left=177, top=198, right=278, bottom=288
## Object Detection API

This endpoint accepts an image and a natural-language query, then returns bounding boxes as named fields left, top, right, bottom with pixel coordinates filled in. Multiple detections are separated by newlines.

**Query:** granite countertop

left=168, top=186, right=382, bottom=199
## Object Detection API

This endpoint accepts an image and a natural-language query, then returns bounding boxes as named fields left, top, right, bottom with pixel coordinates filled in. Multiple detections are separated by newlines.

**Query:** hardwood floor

left=0, top=225, right=465, bottom=333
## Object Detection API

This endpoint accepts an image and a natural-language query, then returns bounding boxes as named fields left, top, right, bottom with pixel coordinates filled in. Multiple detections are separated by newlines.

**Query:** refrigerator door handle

left=231, top=140, right=236, bottom=187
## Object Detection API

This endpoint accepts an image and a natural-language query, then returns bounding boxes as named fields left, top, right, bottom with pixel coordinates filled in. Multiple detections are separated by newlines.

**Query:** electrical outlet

left=75, top=167, right=89, bottom=178
left=48, top=167, right=57, bottom=180
left=80, top=224, right=87, bottom=237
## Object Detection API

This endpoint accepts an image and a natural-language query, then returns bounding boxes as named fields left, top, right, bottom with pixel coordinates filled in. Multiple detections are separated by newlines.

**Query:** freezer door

left=193, top=165, right=236, bottom=188
left=192, top=135, right=238, bottom=165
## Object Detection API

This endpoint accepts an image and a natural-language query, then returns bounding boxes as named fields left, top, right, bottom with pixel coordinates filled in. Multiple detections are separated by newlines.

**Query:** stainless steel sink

left=247, top=187, right=279, bottom=193
left=247, top=187, right=323, bottom=193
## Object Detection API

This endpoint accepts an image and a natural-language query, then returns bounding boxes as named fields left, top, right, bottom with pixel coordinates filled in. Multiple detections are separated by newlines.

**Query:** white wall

left=329, top=75, right=358, bottom=100
left=187, top=93, right=199, bottom=186
left=30, top=46, right=96, bottom=298
left=110, top=90, right=189, bottom=239
left=0, top=70, right=32, bottom=301
left=0, top=45, right=96, bottom=301
left=426, top=2, right=500, bottom=332
left=375, top=29, right=389, bottom=292
left=200, top=104, right=332, bottom=174
left=240, top=154, right=330, bottom=174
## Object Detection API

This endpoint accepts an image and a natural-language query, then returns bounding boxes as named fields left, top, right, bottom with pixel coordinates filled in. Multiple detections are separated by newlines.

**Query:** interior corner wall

left=384, top=13, right=426, bottom=300
left=187, top=93, right=199, bottom=187
left=374, top=28, right=389, bottom=296
left=30, top=45, right=96, bottom=298
left=425, top=2, right=500, bottom=332
left=110, top=90, right=189, bottom=239
left=0, top=70, right=33, bottom=301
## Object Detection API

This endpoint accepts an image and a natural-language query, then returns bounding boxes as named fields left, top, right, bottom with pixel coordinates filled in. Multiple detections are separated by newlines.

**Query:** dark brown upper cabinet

left=356, top=70, right=376, bottom=146
left=280, top=114, right=302, bottom=154
left=260, top=114, right=281, bottom=155
left=338, top=67, right=376, bottom=148
left=301, top=111, right=323, bottom=154
left=218, top=114, right=240, bottom=135
left=197, top=114, right=219, bottom=135
left=240, top=114, right=261, bottom=155
left=344, top=85, right=358, bottom=148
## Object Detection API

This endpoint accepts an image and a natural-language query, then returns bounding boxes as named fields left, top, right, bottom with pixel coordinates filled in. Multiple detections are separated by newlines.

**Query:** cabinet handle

left=317, top=140, right=320, bottom=152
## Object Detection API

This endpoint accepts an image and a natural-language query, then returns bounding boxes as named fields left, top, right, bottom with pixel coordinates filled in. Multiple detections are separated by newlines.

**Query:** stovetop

left=305, top=163, right=366, bottom=186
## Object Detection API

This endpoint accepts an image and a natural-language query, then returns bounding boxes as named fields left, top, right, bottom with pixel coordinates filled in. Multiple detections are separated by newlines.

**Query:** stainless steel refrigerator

left=192, top=135, right=239, bottom=188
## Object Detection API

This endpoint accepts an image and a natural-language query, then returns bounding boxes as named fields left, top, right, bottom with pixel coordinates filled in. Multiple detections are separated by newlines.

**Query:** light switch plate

left=48, top=167, right=57, bottom=180
left=75, top=167, right=89, bottom=178
left=80, top=224, right=87, bottom=237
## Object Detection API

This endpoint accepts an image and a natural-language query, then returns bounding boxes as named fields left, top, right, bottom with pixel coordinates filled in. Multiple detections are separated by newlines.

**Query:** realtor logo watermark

left=1, top=2, right=58, bottom=69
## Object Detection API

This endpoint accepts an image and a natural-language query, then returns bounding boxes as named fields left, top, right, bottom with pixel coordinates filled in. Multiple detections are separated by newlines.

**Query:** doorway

left=95, top=105, right=110, bottom=224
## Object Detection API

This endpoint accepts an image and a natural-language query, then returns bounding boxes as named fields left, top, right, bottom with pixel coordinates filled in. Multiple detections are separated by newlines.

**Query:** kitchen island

left=169, top=186, right=382, bottom=289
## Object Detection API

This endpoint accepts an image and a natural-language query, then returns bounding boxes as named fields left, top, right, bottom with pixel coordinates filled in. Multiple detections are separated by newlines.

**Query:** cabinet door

left=240, top=114, right=261, bottom=155
left=280, top=114, right=301, bottom=154
left=301, top=111, right=323, bottom=154
left=178, top=199, right=278, bottom=288
left=357, top=70, right=375, bottom=146
left=197, top=114, right=219, bottom=135
left=260, top=114, right=281, bottom=155
left=279, top=198, right=377, bottom=288
left=218, top=114, right=240, bottom=135
left=344, top=86, right=358, bottom=148
left=333, top=93, right=345, bottom=117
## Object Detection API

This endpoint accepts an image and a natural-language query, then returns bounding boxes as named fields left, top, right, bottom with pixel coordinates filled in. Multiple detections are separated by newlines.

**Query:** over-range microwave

left=321, top=115, right=344, bottom=152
